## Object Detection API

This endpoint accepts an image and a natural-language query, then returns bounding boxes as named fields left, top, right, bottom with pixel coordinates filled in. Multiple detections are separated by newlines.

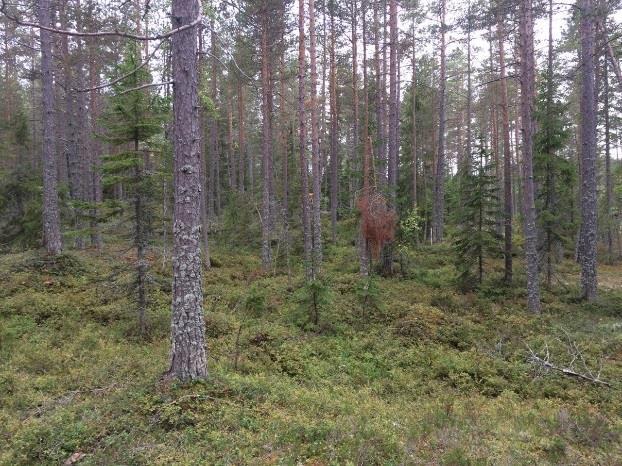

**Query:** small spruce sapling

left=99, top=43, right=168, bottom=336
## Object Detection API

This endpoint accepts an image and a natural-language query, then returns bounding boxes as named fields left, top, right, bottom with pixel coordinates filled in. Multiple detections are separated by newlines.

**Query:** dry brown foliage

left=357, top=191, right=396, bottom=259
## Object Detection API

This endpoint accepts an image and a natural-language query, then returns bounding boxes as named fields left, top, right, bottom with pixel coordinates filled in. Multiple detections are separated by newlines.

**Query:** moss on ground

left=0, top=243, right=621, bottom=465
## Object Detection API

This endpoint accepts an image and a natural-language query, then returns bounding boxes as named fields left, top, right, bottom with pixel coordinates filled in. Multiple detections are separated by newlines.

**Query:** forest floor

left=1, top=228, right=621, bottom=465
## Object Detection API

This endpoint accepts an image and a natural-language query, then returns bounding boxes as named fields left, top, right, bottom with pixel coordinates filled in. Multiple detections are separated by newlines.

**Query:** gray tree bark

left=578, top=0, right=598, bottom=300
left=38, top=0, right=62, bottom=255
left=167, top=0, right=208, bottom=381
left=519, top=0, right=541, bottom=313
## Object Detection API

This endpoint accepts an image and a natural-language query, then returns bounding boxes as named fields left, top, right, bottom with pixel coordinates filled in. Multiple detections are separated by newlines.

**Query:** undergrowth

left=0, top=241, right=621, bottom=465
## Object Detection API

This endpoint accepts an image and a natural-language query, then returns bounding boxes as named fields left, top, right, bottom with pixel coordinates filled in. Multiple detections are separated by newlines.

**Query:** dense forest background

left=0, top=0, right=621, bottom=463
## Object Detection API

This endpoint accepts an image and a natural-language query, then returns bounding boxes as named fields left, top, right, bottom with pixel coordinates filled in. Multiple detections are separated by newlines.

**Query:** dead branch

left=75, top=39, right=166, bottom=92
left=526, top=343, right=612, bottom=387
left=1, top=0, right=202, bottom=41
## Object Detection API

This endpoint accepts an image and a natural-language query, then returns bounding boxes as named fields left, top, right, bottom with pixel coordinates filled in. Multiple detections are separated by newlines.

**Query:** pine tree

left=99, top=44, right=168, bottom=336
left=453, top=138, right=501, bottom=290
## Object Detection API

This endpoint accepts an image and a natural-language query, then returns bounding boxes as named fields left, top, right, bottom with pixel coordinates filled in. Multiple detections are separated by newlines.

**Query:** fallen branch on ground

left=526, top=341, right=612, bottom=387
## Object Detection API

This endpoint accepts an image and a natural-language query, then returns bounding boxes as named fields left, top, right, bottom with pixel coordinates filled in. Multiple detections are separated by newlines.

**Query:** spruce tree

left=453, top=138, right=501, bottom=290
left=534, top=76, right=574, bottom=288
left=99, top=44, right=168, bottom=336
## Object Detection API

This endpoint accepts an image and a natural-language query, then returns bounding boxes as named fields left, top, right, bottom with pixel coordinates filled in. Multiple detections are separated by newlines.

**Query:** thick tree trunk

left=578, top=0, right=598, bottom=300
left=519, top=0, right=541, bottom=313
left=432, top=0, right=446, bottom=243
left=38, top=0, right=62, bottom=255
left=497, top=6, right=513, bottom=284
left=167, top=0, right=207, bottom=381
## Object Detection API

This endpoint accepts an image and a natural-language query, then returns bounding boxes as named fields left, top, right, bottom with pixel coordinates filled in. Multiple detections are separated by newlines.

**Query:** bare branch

left=114, top=81, right=173, bottom=96
left=75, top=40, right=166, bottom=92
left=526, top=344, right=612, bottom=387
left=1, top=0, right=202, bottom=41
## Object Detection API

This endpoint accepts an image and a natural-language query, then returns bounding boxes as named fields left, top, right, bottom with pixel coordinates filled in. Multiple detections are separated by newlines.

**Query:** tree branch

left=75, top=40, right=165, bottom=92
left=114, top=81, right=173, bottom=96
left=526, top=344, right=612, bottom=387
left=1, top=0, right=202, bottom=41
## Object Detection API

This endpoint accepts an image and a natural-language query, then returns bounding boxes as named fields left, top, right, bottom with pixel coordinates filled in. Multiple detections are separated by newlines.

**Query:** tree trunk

left=464, top=1, right=472, bottom=174
left=359, top=0, right=370, bottom=276
left=237, top=81, right=246, bottom=192
left=38, top=0, right=62, bottom=255
left=134, top=138, right=147, bottom=336
left=519, top=0, right=541, bottom=313
left=59, top=1, right=81, bottom=245
left=88, top=41, right=103, bottom=249
left=544, top=0, right=554, bottom=288
left=604, top=49, right=613, bottom=263
left=329, top=5, right=338, bottom=243
left=388, top=0, right=398, bottom=205
left=74, top=30, right=88, bottom=249
left=227, top=87, right=236, bottom=191
left=309, top=0, right=322, bottom=276
left=298, top=0, right=313, bottom=279
left=198, top=27, right=211, bottom=269
left=578, top=0, right=598, bottom=300
left=497, top=5, right=512, bottom=284
left=373, top=0, right=385, bottom=188
left=260, top=16, right=272, bottom=271
left=351, top=0, right=359, bottom=211
left=432, top=0, right=446, bottom=243
left=167, top=0, right=207, bottom=381
left=411, top=21, right=418, bottom=208
left=208, top=23, right=219, bottom=219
